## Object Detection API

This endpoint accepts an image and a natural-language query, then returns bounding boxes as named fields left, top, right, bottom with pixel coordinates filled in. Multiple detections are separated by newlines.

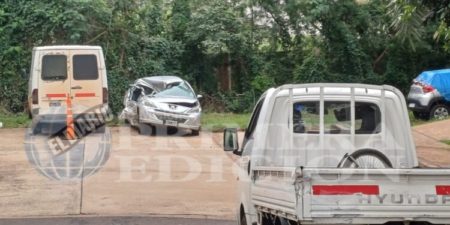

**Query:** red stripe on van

left=312, top=185, right=379, bottom=195
left=46, top=93, right=66, bottom=98
left=436, top=186, right=450, bottom=195
left=75, top=93, right=96, bottom=97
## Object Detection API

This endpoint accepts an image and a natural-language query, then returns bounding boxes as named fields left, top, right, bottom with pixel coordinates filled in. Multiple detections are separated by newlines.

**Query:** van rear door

left=69, top=49, right=104, bottom=115
left=38, top=51, right=71, bottom=115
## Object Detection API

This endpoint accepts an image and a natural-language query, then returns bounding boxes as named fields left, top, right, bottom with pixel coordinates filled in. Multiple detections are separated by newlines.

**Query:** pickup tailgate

left=302, top=168, right=450, bottom=223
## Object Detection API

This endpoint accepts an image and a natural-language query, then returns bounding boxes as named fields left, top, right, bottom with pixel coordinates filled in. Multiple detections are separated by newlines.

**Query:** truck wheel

left=341, top=148, right=393, bottom=168
left=138, top=123, right=154, bottom=135
left=239, top=209, right=247, bottom=225
left=430, top=104, right=449, bottom=120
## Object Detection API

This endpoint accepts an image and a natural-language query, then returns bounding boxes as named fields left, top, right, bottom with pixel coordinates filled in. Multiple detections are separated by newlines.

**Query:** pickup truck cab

left=224, top=84, right=450, bottom=225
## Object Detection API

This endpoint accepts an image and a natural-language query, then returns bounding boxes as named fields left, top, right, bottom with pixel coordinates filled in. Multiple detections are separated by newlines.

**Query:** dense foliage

left=0, top=0, right=449, bottom=113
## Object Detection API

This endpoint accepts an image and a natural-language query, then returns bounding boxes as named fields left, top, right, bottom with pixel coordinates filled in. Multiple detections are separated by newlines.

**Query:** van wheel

left=430, top=104, right=449, bottom=120
left=95, top=125, right=106, bottom=133
left=341, top=149, right=393, bottom=168
left=32, top=124, right=41, bottom=135
left=138, top=123, right=154, bottom=135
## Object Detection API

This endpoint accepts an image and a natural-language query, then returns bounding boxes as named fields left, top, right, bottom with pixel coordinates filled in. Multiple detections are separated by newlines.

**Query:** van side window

left=73, top=55, right=99, bottom=80
left=42, top=55, right=67, bottom=80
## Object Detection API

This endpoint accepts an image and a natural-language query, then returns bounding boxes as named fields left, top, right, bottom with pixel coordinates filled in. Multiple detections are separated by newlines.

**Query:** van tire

left=342, top=148, right=393, bottom=168
left=430, top=104, right=449, bottom=120
left=32, top=124, right=41, bottom=135
left=95, top=125, right=106, bottom=133
left=138, top=123, right=154, bottom=135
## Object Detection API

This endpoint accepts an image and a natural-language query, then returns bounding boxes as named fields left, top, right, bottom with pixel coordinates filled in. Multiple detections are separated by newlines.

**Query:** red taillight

left=422, top=84, right=435, bottom=93
left=102, top=88, right=108, bottom=104
left=32, top=89, right=38, bottom=104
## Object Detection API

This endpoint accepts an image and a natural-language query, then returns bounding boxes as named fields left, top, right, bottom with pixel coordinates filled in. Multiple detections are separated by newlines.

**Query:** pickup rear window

left=293, top=101, right=381, bottom=134
left=73, top=55, right=99, bottom=80
left=41, top=55, right=67, bottom=80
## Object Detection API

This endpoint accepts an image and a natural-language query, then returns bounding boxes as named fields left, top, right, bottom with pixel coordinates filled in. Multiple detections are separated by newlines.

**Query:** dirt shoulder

left=412, top=119, right=450, bottom=167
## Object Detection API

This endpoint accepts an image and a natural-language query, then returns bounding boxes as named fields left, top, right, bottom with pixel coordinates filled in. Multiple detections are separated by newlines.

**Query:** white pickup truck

left=223, top=84, right=450, bottom=225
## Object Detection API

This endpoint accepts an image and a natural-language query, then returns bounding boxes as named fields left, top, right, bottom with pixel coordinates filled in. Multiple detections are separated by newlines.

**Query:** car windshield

left=153, top=81, right=195, bottom=99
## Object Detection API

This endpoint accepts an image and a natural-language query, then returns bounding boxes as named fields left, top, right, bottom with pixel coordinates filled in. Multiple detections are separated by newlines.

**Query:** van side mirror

left=223, top=128, right=239, bottom=152
left=197, top=94, right=203, bottom=99
left=21, top=69, right=29, bottom=80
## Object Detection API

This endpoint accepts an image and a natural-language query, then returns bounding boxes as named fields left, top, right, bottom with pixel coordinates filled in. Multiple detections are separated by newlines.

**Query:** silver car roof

left=133, top=76, right=184, bottom=91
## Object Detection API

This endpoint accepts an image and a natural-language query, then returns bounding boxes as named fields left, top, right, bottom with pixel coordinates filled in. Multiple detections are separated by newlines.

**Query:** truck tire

left=341, top=148, right=393, bottom=168
left=430, top=104, right=449, bottom=120
left=239, top=208, right=247, bottom=225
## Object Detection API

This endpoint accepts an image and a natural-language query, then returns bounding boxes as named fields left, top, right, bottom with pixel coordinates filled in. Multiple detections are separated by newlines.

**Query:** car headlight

left=143, top=101, right=157, bottom=108
left=188, top=106, right=201, bottom=113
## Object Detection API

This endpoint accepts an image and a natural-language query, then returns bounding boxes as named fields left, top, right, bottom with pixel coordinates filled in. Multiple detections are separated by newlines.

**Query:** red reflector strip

left=436, top=186, right=450, bottom=195
left=46, top=93, right=66, bottom=98
left=75, top=93, right=96, bottom=97
left=313, top=185, right=380, bottom=195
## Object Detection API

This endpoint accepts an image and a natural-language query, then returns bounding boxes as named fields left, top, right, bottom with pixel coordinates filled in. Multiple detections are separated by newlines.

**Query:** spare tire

left=341, top=148, right=393, bottom=168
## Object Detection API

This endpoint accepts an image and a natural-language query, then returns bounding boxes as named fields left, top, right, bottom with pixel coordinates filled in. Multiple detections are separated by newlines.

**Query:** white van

left=27, top=45, right=108, bottom=134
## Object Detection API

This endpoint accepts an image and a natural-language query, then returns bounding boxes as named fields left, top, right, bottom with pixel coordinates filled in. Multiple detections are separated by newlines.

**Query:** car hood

left=141, top=96, right=199, bottom=114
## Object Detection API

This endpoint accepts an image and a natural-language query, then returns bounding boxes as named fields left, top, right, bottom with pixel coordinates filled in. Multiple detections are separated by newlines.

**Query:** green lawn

left=441, top=139, right=450, bottom=146
left=0, top=111, right=446, bottom=132
left=0, top=113, right=30, bottom=128
left=201, top=113, right=251, bottom=132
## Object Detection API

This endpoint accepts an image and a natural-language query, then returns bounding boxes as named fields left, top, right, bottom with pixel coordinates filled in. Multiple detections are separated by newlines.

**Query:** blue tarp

left=415, top=69, right=450, bottom=101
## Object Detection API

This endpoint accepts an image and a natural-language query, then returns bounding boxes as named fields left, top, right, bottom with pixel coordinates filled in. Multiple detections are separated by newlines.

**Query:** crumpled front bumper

left=138, top=106, right=201, bottom=130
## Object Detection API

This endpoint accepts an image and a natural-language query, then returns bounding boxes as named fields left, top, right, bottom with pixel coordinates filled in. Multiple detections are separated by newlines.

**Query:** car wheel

left=430, top=104, right=449, bottom=120
left=138, top=123, right=154, bottom=135
left=191, top=129, right=200, bottom=136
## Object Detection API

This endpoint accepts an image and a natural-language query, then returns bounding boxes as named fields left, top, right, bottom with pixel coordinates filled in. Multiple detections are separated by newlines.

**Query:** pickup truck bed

left=252, top=167, right=450, bottom=225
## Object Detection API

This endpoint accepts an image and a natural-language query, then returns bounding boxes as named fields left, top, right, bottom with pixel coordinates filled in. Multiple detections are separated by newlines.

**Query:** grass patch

left=0, top=113, right=31, bottom=128
left=0, top=111, right=446, bottom=131
left=409, top=111, right=429, bottom=126
left=202, top=113, right=251, bottom=132
left=440, top=139, right=450, bottom=146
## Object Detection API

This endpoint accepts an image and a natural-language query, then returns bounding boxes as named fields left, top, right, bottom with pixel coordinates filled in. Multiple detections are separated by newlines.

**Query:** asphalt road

left=0, top=216, right=236, bottom=225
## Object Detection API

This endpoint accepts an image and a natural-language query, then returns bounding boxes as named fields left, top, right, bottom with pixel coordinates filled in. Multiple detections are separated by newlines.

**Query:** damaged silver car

left=120, top=76, right=202, bottom=135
